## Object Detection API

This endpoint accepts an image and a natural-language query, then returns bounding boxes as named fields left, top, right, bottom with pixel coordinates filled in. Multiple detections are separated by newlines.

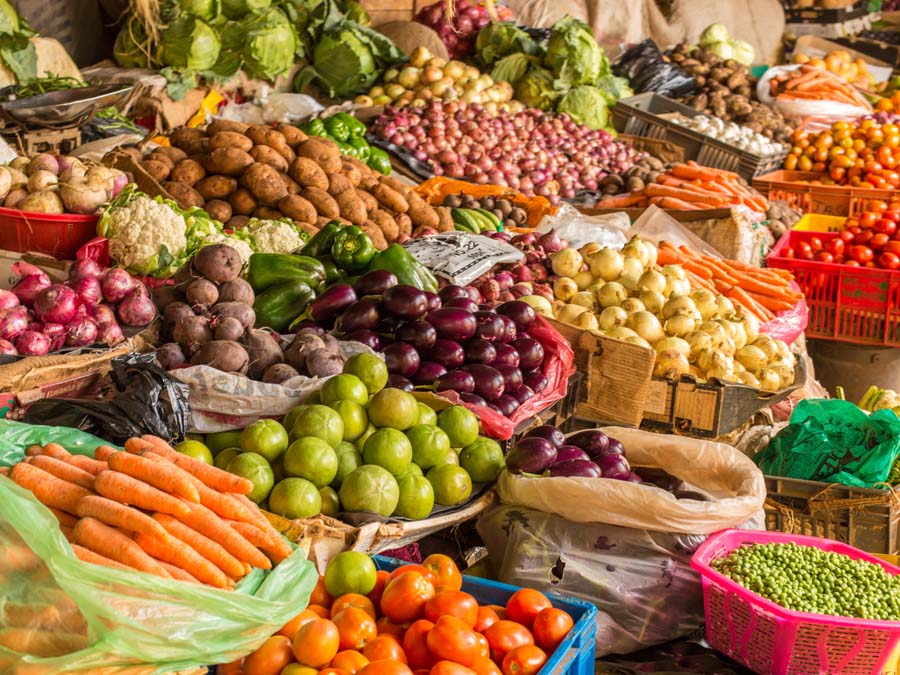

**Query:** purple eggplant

left=546, top=459, right=601, bottom=477
left=461, top=363, right=505, bottom=401
left=423, top=291, right=441, bottom=311
left=311, top=284, right=358, bottom=322
left=497, top=300, right=536, bottom=331
left=444, top=297, right=480, bottom=313
left=384, top=342, right=420, bottom=376
left=597, top=453, right=631, bottom=480
left=606, top=439, right=625, bottom=456
left=508, top=384, right=535, bottom=404
left=632, top=467, right=681, bottom=492
left=523, top=370, right=548, bottom=392
left=387, top=374, right=414, bottom=391
left=493, top=343, right=520, bottom=369
left=554, top=445, right=591, bottom=463
left=459, top=392, right=488, bottom=406
left=429, top=339, right=465, bottom=368
left=438, top=285, right=470, bottom=303
left=465, top=338, right=497, bottom=365
left=382, top=285, right=428, bottom=320
left=344, top=329, right=381, bottom=350
left=496, top=315, right=517, bottom=343
left=474, top=311, right=505, bottom=342
left=354, top=270, right=398, bottom=296
left=625, top=472, right=644, bottom=483
left=567, top=430, right=610, bottom=456
left=525, top=425, right=566, bottom=447
left=512, top=337, right=544, bottom=371
left=435, top=369, right=475, bottom=393
left=397, top=320, right=437, bottom=349
left=506, top=437, right=557, bottom=474
left=495, top=394, right=520, bottom=417
left=426, top=308, right=477, bottom=342
left=498, top=366, right=523, bottom=391
left=413, top=361, right=447, bottom=385
left=338, top=298, right=381, bottom=332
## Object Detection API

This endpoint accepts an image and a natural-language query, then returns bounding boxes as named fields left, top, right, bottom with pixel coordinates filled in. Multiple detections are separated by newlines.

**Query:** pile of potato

left=131, top=120, right=445, bottom=249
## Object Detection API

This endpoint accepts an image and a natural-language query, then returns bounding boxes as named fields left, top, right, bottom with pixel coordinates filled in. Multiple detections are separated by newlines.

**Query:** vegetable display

left=791, top=49, right=876, bottom=90
left=414, top=0, right=503, bottom=59
left=667, top=114, right=785, bottom=157
left=693, top=23, right=754, bottom=67
left=769, top=66, right=870, bottom=108
left=300, top=113, right=392, bottom=175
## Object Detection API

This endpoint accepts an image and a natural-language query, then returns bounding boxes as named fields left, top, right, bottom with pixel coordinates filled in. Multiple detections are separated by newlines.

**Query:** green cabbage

left=161, top=16, right=221, bottom=71
left=490, top=53, right=533, bottom=85
left=476, top=21, right=542, bottom=67
left=707, top=41, right=734, bottom=61
left=343, top=0, right=370, bottom=26
left=178, top=0, right=221, bottom=20
left=0, top=0, right=18, bottom=34
left=699, top=23, right=730, bottom=47
left=595, top=75, right=633, bottom=104
left=211, top=20, right=244, bottom=77
left=222, top=0, right=271, bottom=19
left=730, top=39, right=754, bottom=66
left=557, top=85, right=610, bottom=130
left=514, top=68, right=560, bottom=110
left=241, top=8, right=300, bottom=80
left=545, top=16, right=607, bottom=87
left=114, top=18, right=153, bottom=69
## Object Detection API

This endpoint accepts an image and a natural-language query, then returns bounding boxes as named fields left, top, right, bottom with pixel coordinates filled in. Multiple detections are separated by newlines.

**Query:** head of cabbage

left=557, top=85, right=610, bottom=130
left=730, top=39, right=754, bottom=66
left=545, top=16, right=608, bottom=87
left=177, top=0, right=221, bottom=21
left=222, top=0, right=272, bottom=20
left=240, top=8, right=300, bottom=80
left=161, top=16, right=221, bottom=71
left=514, top=68, right=560, bottom=111
left=114, top=18, right=155, bottom=69
left=476, top=21, right=543, bottom=67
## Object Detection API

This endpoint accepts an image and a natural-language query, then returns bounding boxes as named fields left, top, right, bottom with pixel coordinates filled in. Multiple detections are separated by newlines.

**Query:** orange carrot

left=232, top=493, right=282, bottom=535
left=25, top=445, right=45, bottom=457
left=686, top=270, right=715, bottom=290
left=0, top=467, right=7, bottom=476
left=59, top=525, right=75, bottom=542
left=42, top=443, right=70, bottom=459
left=48, top=507, right=78, bottom=529
left=228, top=520, right=292, bottom=564
left=669, top=164, right=725, bottom=182
left=730, top=271, right=800, bottom=299
left=107, top=451, right=199, bottom=503
left=655, top=247, right=683, bottom=265
left=9, top=463, right=93, bottom=515
left=728, top=287, right=773, bottom=321
left=93, top=446, right=119, bottom=461
left=76, top=495, right=168, bottom=540
left=124, top=437, right=153, bottom=455
left=651, top=196, right=703, bottom=210
left=71, top=543, right=130, bottom=571
left=158, top=561, right=200, bottom=584
left=1, top=600, right=85, bottom=631
left=594, top=193, right=647, bottom=208
left=0, top=627, right=88, bottom=657
left=93, top=470, right=190, bottom=519
left=753, top=294, right=795, bottom=313
left=153, top=513, right=245, bottom=580
left=132, top=532, right=230, bottom=588
left=139, top=436, right=253, bottom=495
left=644, top=183, right=727, bottom=205
left=66, top=455, right=106, bottom=476
left=180, top=502, right=271, bottom=570
left=25, top=456, right=95, bottom=490
left=73, top=518, right=171, bottom=579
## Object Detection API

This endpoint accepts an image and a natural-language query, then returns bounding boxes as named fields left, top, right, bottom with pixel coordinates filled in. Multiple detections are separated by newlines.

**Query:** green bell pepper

left=367, top=147, right=392, bottom=175
left=319, top=256, right=342, bottom=284
left=335, top=112, right=367, bottom=139
left=300, top=118, right=327, bottom=137
left=331, top=226, right=376, bottom=273
left=254, top=280, right=315, bottom=332
left=368, top=244, right=438, bottom=292
left=323, top=115, right=350, bottom=143
left=337, top=141, right=361, bottom=160
left=246, top=253, right=325, bottom=292
left=348, top=136, right=371, bottom=161
left=300, top=221, right=341, bottom=259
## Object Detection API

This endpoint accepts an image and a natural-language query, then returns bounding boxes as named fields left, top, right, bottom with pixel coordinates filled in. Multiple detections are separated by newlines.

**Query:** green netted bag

left=0, top=420, right=316, bottom=674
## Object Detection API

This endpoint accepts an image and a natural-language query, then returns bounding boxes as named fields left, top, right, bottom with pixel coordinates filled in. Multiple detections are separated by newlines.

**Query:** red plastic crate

left=0, top=207, right=99, bottom=260
left=767, top=229, right=900, bottom=346
left=752, top=170, right=895, bottom=217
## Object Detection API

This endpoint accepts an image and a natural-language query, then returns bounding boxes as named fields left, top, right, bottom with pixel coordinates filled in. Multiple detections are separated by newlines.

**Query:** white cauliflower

left=249, top=218, right=306, bottom=254
left=101, top=195, right=188, bottom=276
left=199, top=232, right=254, bottom=266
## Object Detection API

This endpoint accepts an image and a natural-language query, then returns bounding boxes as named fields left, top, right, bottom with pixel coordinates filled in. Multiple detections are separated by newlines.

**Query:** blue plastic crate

left=373, top=556, right=598, bottom=675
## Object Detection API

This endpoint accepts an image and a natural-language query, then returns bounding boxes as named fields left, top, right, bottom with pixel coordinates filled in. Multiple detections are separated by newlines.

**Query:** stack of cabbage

left=475, top=17, right=632, bottom=132
left=693, top=23, right=754, bottom=66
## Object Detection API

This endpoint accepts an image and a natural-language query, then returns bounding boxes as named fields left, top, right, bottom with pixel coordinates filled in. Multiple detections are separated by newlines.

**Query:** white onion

left=620, top=297, right=645, bottom=315
left=595, top=282, right=628, bottom=308
left=686, top=331, right=713, bottom=361
left=598, top=306, right=628, bottom=331
left=554, top=277, right=578, bottom=302
left=753, top=335, right=779, bottom=360
left=735, top=345, right=767, bottom=374
left=557, top=303, right=587, bottom=324
left=741, top=312, right=760, bottom=344
left=737, top=371, right=760, bottom=387
left=638, top=270, right=666, bottom=294
left=664, top=313, right=695, bottom=338
left=589, top=248, right=624, bottom=282
left=717, top=294, right=735, bottom=316
left=627, top=311, right=664, bottom=343
left=573, top=270, right=594, bottom=290
left=661, top=264, right=687, bottom=281
left=758, top=369, right=781, bottom=392
left=570, top=291, right=594, bottom=309
left=662, top=295, right=697, bottom=319
left=623, top=335, right=651, bottom=348
left=638, top=289, right=665, bottom=314
left=699, top=321, right=727, bottom=348
left=655, top=349, right=691, bottom=379
left=622, top=238, right=651, bottom=267
left=608, top=326, right=638, bottom=340
left=655, top=336, right=690, bottom=357
left=690, top=289, right=718, bottom=320
left=575, top=311, right=599, bottom=330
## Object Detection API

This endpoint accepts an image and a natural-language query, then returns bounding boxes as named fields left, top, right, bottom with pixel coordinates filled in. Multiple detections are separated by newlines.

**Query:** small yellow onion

left=757, top=369, right=781, bottom=392
left=665, top=277, right=691, bottom=298
left=707, top=365, right=737, bottom=382
left=598, top=306, right=628, bottom=331
left=774, top=338, right=793, bottom=362
left=573, top=270, right=595, bottom=290
left=464, top=65, right=480, bottom=80
left=638, top=269, right=666, bottom=294
left=556, top=303, right=586, bottom=325
left=730, top=321, right=748, bottom=350
left=642, top=240, right=658, bottom=267
left=398, top=66, right=420, bottom=88
left=733, top=360, right=746, bottom=373
left=621, top=297, right=645, bottom=315
left=622, top=237, right=651, bottom=267
left=575, top=312, right=599, bottom=330
left=409, top=46, right=431, bottom=67
left=662, top=295, right=697, bottom=319
left=734, top=345, right=767, bottom=374
left=742, top=312, right=760, bottom=343
left=768, top=361, right=795, bottom=388
left=428, top=56, right=447, bottom=68
left=685, top=331, right=713, bottom=361
left=520, top=295, right=554, bottom=317
left=664, top=313, right=695, bottom=337
left=661, top=264, right=687, bottom=281
left=383, top=69, right=399, bottom=83
left=551, top=249, right=583, bottom=277
left=595, top=282, right=628, bottom=308
left=624, top=335, right=652, bottom=348
left=655, top=336, right=690, bottom=357
left=720, top=336, right=736, bottom=357
left=554, top=277, right=578, bottom=302
left=571, top=291, right=594, bottom=309
left=627, top=311, right=664, bottom=343
left=589, top=248, right=625, bottom=281
left=738, top=371, right=760, bottom=387
left=655, top=349, right=691, bottom=379
left=423, top=65, right=444, bottom=83
left=608, top=326, right=638, bottom=340
left=444, top=60, right=465, bottom=79
left=699, top=320, right=727, bottom=348
left=753, top=335, right=780, bottom=360
left=698, top=349, right=730, bottom=373
left=580, top=242, right=602, bottom=257
left=385, top=83, right=406, bottom=99
left=716, top=294, right=735, bottom=316
left=638, top=289, right=665, bottom=314
left=690, top=288, right=718, bottom=320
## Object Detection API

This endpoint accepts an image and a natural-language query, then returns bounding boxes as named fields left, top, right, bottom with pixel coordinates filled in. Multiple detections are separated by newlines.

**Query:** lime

left=427, top=464, right=473, bottom=506
left=343, top=353, right=389, bottom=395
left=291, top=404, right=344, bottom=448
left=339, top=465, right=399, bottom=516
left=330, top=400, right=368, bottom=442
left=438, top=406, right=480, bottom=448
left=226, top=452, right=274, bottom=503
left=214, top=447, right=240, bottom=470
left=399, top=463, right=424, bottom=478
left=367, top=389, right=419, bottom=430
left=417, top=403, right=438, bottom=426
left=363, top=428, right=413, bottom=475
left=284, top=437, right=339, bottom=488
left=319, top=486, right=340, bottom=517
left=322, top=374, right=369, bottom=406
left=355, top=424, right=377, bottom=452
left=240, top=419, right=289, bottom=462
left=332, top=445, right=363, bottom=488
left=205, top=431, right=242, bottom=456
left=438, top=449, right=460, bottom=466
left=324, top=550, right=378, bottom=597
left=284, top=404, right=309, bottom=432
left=175, top=440, right=213, bottom=465
left=272, top=454, right=286, bottom=483
left=394, top=474, right=435, bottom=520
left=268, top=477, right=321, bottom=518
left=406, top=424, right=452, bottom=471
left=459, top=437, right=505, bottom=483
left=306, top=390, right=321, bottom=404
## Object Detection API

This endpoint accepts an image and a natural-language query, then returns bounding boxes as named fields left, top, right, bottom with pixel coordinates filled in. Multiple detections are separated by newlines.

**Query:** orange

left=333, top=608, right=378, bottom=651
left=331, top=650, right=370, bottom=675
left=293, top=619, right=341, bottom=668
left=362, top=635, right=407, bottom=664
left=332, top=593, right=377, bottom=619
left=357, top=660, right=414, bottom=675
left=279, top=609, right=320, bottom=639
left=244, top=636, right=294, bottom=675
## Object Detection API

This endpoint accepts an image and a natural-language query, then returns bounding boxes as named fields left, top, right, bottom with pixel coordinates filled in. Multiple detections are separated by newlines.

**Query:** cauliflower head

left=101, top=195, right=188, bottom=276
left=248, top=217, right=307, bottom=254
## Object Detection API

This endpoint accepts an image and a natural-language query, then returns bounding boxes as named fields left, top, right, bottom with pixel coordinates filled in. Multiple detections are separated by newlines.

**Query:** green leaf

left=490, top=53, right=532, bottom=84
left=0, top=32, right=35, bottom=82
left=161, top=67, right=198, bottom=100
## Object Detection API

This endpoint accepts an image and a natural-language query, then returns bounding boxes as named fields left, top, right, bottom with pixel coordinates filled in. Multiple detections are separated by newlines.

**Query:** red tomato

left=845, top=259, right=861, bottom=267
left=847, top=225, right=862, bottom=236
left=381, top=572, right=435, bottom=624
left=505, top=590, right=552, bottom=630
left=859, top=211, right=880, bottom=228
left=424, top=591, right=479, bottom=628
left=402, top=620, right=436, bottom=670
left=430, top=662, right=476, bottom=675
left=809, top=236, right=824, bottom=251
left=422, top=555, right=463, bottom=592
left=885, top=209, right=900, bottom=223
left=815, top=251, right=834, bottom=263
left=880, top=251, right=900, bottom=269
left=388, top=565, right=437, bottom=587
left=875, top=219, right=899, bottom=236
left=849, top=245, right=875, bottom=264
left=883, top=241, right=900, bottom=255
left=872, top=233, right=891, bottom=250
left=474, top=607, right=501, bottom=633
left=799, top=249, right=816, bottom=261
left=532, top=608, right=574, bottom=652
left=500, top=645, right=548, bottom=675
left=797, top=241, right=812, bottom=256
left=855, top=230, right=874, bottom=246
left=783, top=246, right=796, bottom=259
left=840, top=230, right=856, bottom=243
left=827, top=238, right=845, bottom=256
left=483, top=621, right=534, bottom=663
left=426, top=616, right=481, bottom=667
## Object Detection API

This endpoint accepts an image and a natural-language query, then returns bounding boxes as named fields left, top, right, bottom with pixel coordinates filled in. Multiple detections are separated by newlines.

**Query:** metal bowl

left=0, top=83, right=134, bottom=129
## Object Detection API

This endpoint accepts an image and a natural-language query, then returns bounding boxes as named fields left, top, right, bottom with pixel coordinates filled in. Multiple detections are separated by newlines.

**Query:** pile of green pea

left=712, top=542, right=900, bottom=620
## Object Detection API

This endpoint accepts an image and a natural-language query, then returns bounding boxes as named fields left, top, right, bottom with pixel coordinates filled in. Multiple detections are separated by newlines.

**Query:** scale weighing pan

left=0, top=83, right=134, bottom=128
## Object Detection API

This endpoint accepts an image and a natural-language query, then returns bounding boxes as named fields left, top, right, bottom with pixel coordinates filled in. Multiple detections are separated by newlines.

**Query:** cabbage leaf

left=545, top=16, right=608, bottom=87
left=514, top=67, right=561, bottom=110
left=161, top=16, right=221, bottom=72
left=557, top=85, right=610, bottom=130
left=476, top=21, right=543, bottom=67
left=241, top=8, right=300, bottom=80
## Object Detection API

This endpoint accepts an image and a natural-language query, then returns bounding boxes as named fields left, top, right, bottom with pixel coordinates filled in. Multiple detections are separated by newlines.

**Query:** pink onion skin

left=0, top=290, right=19, bottom=310
left=100, top=268, right=136, bottom=304
left=15, top=330, right=50, bottom=356
left=65, top=317, right=99, bottom=347
left=0, top=338, right=16, bottom=355
left=12, top=274, right=51, bottom=307
left=89, top=304, right=117, bottom=325
left=111, top=173, right=127, bottom=198
left=97, top=320, right=124, bottom=345
left=0, top=306, right=29, bottom=341
left=117, top=289, right=156, bottom=327
left=42, top=323, right=66, bottom=351
left=69, top=258, right=103, bottom=281
left=69, top=276, right=102, bottom=307
left=34, top=284, right=78, bottom=325
left=11, top=261, right=50, bottom=284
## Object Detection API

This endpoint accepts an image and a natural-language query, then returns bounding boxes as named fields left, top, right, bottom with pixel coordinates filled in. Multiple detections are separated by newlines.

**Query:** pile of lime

left=182, top=353, right=504, bottom=521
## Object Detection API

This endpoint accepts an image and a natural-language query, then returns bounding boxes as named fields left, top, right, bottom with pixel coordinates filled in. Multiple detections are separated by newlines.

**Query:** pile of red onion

left=369, top=101, right=645, bottom=202
left=413, top=0, right=497, bottom=59
left=0, top=260, right=157, bottom=357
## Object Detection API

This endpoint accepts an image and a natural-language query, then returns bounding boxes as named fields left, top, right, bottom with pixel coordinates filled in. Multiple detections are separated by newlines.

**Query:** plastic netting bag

left=754, top=399, right=900, bottom=488
left=0, top=420, right=317, bottom=674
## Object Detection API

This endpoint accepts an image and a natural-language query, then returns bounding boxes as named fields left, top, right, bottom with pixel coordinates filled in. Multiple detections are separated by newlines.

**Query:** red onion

left=98, top=320, right=124, bottom=345
left=43, top=323, right=66, bottom=351
left=0, top=338, right=15, bottom=355
left=15, top=330, right=50, bottom=356
left=117, top=289, right=157, bottom=327
left=12, top=274, right=51, bottom=307
left=100, top=268, right=136, bottom=303
left=111, top=173, right=128, bottom=198
left=34, top=284, right=78, bottom=324
left=0, top=307, right=29, bottom=341
left=66, top=317, right=99, bottom=347
left=90, top=303, right=117, bottom=325
left=69, top=258, right=102, bottom=281
left=69, top=276, right=102, bottom=307
left=0, top=290, right=19, bottom=310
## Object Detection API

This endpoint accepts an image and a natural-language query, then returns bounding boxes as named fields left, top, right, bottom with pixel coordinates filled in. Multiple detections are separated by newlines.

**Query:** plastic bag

left=536, top=203, right=628, bottom=250
left=754, top=399, right=900, bottom=488
left=613, top=40, right=697, bottom=98
left=402, top=233, right=524, bottom=287
left=0, top=421, right=317, bottom=674
left=759, top=293, right=809, bottom=345
left=23, top=353, right=190, bottom=445
left=757, top=65, right=872, bottom=122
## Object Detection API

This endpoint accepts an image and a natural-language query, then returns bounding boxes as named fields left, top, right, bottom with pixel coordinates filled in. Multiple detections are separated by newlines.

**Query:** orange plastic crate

left=752, top=170, right=895, bottom=217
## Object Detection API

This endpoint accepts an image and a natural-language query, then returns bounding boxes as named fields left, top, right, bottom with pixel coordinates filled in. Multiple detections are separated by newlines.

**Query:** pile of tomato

left=781, top=200, right=900, bottom=270
left=220, top=554, right=575, bottom=675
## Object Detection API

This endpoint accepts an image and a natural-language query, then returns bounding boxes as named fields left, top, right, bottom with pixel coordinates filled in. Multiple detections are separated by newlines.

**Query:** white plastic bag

left=537, top=203, right=629, bottom=250
left=757, top=65, right=871, bottom=122
left=402, top=233, right=523, bottom=286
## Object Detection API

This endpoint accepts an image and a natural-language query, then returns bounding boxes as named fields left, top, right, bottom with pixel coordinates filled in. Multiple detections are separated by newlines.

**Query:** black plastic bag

left=613, top=39, right=697, bottom=98
left=23, top=353, right=190, bottom=444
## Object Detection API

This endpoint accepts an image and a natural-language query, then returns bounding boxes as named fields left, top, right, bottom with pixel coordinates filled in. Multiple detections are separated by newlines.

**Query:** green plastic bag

left=754, top=399, right=900, bottom=488
left=0, top=420, right=317, bottom=674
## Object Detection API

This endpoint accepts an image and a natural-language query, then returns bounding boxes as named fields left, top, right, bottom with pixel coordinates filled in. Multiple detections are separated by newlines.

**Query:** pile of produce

left=358, top=46, right=518, bottom=113
left=477, top=18, right=633, bottom=131
left=230, top=550, right=575, bottom=675
left=211, top=354, right=504, bottom=519
left=769, top=67, right=870, bottom=108
left=467, top=229, right=559, bottom=305
left=505, top=425, right=630, bottom=479
left=0, top=155, right=127, bottom=215
left=595, top=156, right=668, bottom=198
left=686, top=23, right=754, bottom=66
left=299, top=113, right=392, bottom=176
left=415, top=0, right=507, bottom=58
left=0, top=260, right=154, bottom=356
left=5, top=436, right=291, bottom=587
left=546, top=236, right=797, bottom=389
left=439, top=192, right=529, bottom=232
left=369, top=101, right=644, bottom=201
left=667, top=114, right=785, bottom=157
left=766, top=200, right=802, bottom=239
left=791, top=50, right=876, bottom=89
left=712, top=542, right=900, bottom=620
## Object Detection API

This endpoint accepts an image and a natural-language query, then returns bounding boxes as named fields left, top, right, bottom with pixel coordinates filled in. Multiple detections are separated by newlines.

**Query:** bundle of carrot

left=0, top=436, right=293, bottom=589
left=656, top=241, right=802, bottom=322
left=593, top=162, right=769, bottom=214
left=769, top=65, right=870, bottom=108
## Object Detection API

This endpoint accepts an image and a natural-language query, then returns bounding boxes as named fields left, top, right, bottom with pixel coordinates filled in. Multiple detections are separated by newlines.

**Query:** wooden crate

left=364, top=0, right=433, bottom=25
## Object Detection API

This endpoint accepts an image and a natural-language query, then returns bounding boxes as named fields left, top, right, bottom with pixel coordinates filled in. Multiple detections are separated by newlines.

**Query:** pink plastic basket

left=691, top=529, right=900, bottom=675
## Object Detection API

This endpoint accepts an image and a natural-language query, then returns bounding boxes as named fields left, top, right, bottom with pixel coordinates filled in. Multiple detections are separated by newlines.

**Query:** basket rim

left=0, top=205, right=99, bottom=223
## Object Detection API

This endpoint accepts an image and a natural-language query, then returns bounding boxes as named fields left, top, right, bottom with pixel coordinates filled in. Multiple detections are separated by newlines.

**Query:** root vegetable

left=97, top=321, right=124, bottom=346
left=65, top=317, right=99, bottom=347
left=18, top=190, right=64, bottom=214
left=189, top=340, right=250, bottom=374
left=244, top=329, right=284, bottom=380
left=193, top=244, right=242, bottom=282
left=263, top=363, right=299, bottom=384
left=151, top=286, right=182, bottom=312
left=214, top=316, right=245, bottom=342
left=0, top=166, right=12, bottom=200
left=34, top=285, right=78, bottom=324
left=0, top=306, right=28, bottom=341
left=174, top=315, right=212, bottom=351
left=59, top=179, right=108, bottom=214
left=306, top=348, right=343, bottom=376
left=70, top=258, right=102, bottom=281
left=15, top=330, right=50, bottom=355
left=156, top=342, right=186, bottom=369
left=28, top=154, right=59, bottom=176
left=117, top=289, right=157, bottom=327
left=28, top=170, right=58, bottom=193
left=185, top=279, right=219, bottom=307
left=284, top=333, right=325, bottom=370
left=100, top=269, right=136, bottom=303
left=0, top=338, right=15, bottom=354
left=0, top=290, right=18, bottom=310
left=69, top=276, right=102, bottom=307
left=217, top=278, right=254, bottom=305
left=211, top=302, right=256, bottom=330
left=4, top=186, right=27, bottom=208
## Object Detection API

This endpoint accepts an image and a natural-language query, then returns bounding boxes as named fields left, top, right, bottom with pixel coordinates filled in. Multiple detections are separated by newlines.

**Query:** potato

left=209, top=131, right=253, bottom=153
left=278, top=194, right=318, bottom=224
left=196, top=175, right=237, bottom=200
left=245, top=126, right=294, bottom=161
left=219, top=278, right=255, bottom=305
left=229, top=188, right=258, bottom=216
left=226, top=215, right=250, bottom=230
left=254, top=206, right=283, bottom=220
left=435, top=206, right=454, bottom=232
left=242, top=162, right=287, bottom=206
left=244, top=329, right=284, bottom=380
left=169, top=127, right=206, bottom=150
left=371, top=210, right=399, bottom=243
left=180, top=138, right=210, bottom=156
left=154, top=146, right=188, bottom=164
left=355, top=188, right=377, bottom=213
left=203, top=148, right=254, bottom=176
left=164, top=182, right=205, bottom=210
left=361, top=222, right=388, bottom=250
left=285, top=333, right=325, bottom=370
left=407, top=195, right=439, bottom=230
left=396, top=212, right=412, bottom=239
left=149, top=151, right=174, bottom=170
left=346, top=156, right=373, bottom=178
left=250, top=145, right=289, bottom=173
left=336, top=190, right=367, bottom=225
left=288, top=157, right=328, bottom=190
left=190, top=340, right=249, bottom=374
left=277, top=124, right=307, bottom=148
left=207, top=119, right=250, bottom=135
left=302, top=187, right=340, bottom=219
left=295, top=137, right=341, bottom=174
left=205, top=199, right=232, bottom=223
left=315, top=216, right=333, bottom=229
left=380, top=175, right=414, bottom=198
left=169, top=158, right=206, bottom=185
left=340, top=158, right=363, bottom=186
left=281, top=173, right=301, bottom=195
left=142, top=159, right=170, bottom=182
left=328, top=173, right=354, bottom=197
left=359, top=172, right=380, bottom=191
left=372, top=183, right=409, bottom=213
left=296, top=220, right=320, bottom=238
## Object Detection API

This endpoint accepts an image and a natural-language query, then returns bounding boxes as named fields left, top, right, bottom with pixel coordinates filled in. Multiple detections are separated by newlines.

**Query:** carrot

left=730, top=271, right=800, bottom=299
left=753, top=294, right=796, bottom=313
left=48, top=507, right=78, bottom=529
left=727, top=287, right=773, bottom=321
left=73, top=518, right=171, bottom=579
left=93, top=470, right=190, bottom=519
left=41, top=443, right=70, bottom=459
left=655, top=247, right=683, bottom=265
left=1, top=600, right=85, bottom=631
left=180, top=501, right=271, bottom=570
left=228, top=520, right=292, bottom=564
left=595, top=192, right=648, bottom=208
left=158, top=561, right=200, bottom=584
left=669, top=164, right=724, bottom=182
left=153, top=513, right=246, bottom=580
left=59, top=525, right=75, bottom=542
left=0, top=467, right=7, bottom=476
left=139, top=436, right=253, bottom=495
left=25, top=445, right=44, bottom=457
left=124, top=437, right=153, bottom=455
left=644, top=183, right=727, bottom=205
left=71, top=543, right=129, bottom=571
left=9, top=463, right=93, bottom=515
left=232, top=493, right=282, bottom=534
left=651, top=196, right=703, bottom=210
left=686, top=270, right=715, bottom=290
left=75, top=495, right=168, bottom=539
left=107, top=451, right=199, bottom=503
left=93, top=445, right=119, bottom=461
left=25, top=456, right=95, bottom=490
left=0, top=627, right=88, bottom=657
left=66, top=455, right=107, bottom=476
left=132, top=532, right=230, bottom=588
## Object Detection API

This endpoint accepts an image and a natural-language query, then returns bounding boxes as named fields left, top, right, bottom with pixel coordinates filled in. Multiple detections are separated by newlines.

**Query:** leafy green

left=0, top=0, right=18, bottom=34
left=241, top=8, right=300, bottom=79
left=161, top=68, right=199, bottom=100
left=545, top=16, right=608, bottom=87
left=161, top=16, right=221, bottom=72
left=699, top=23, right=729, bottom=47
left=177, top=0, right=221, bottom=20
left=0, top=32, right=35, bottom=82
left=514, top=67, right=561, bottom=110
left=557, top=85, right=610, bottom=130
left=297, top=0, right=345, bottom=46
left=491, top=53, right=534, bottom=85
left=343, top=0, right=370, bottom=26
left=595, top=74, right=633, bottom=104
left=209, top=20, right=244, bottom=78
left=222, top=0, right=271, bottom=19
left=476, top=22, right=542, bottom=67
left=114, top=17, right=153, bottom=69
